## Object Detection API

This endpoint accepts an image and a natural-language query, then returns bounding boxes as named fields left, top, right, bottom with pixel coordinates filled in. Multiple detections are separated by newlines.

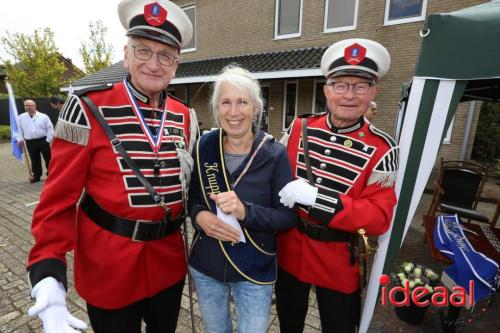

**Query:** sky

left=0, top=0, right=127, bottom=69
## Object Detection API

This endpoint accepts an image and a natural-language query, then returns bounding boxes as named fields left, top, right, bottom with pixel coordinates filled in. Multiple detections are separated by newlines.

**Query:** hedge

left=0, top=125, right=11, bottom=140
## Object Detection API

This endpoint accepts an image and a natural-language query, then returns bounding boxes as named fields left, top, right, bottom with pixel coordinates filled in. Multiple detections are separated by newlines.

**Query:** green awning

left=416, top=0, right=500, bottom=80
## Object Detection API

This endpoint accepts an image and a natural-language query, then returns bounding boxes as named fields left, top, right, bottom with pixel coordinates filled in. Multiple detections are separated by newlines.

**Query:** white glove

left=279, top=179, right=318, bottom=208
left=28, top=277, right=87, bottom=333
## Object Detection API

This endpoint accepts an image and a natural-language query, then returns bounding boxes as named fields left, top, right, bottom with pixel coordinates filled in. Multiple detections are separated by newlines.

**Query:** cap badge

left=144, top=2, right=168, bottom=27
left=344, top=43, right=366, bottom=65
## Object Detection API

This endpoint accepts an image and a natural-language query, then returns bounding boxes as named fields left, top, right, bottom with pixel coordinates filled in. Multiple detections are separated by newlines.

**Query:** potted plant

left=391, top=262, right=441, bottom=325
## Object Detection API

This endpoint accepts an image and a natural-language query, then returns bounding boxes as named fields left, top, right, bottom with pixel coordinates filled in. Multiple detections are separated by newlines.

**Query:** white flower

left=394, top=262, right=441, bottom=292
left=403, top=262, right=414, bottom=273
left=425, top=269, right=439, bottom=281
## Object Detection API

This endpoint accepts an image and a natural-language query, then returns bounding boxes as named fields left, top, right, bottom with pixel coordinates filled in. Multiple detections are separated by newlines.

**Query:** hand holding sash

left=210, top=191, right=246, bottom=220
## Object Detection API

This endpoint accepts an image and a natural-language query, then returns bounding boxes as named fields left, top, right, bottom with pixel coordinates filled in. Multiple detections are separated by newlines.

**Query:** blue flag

left=6, top=82, right=23, bottom=161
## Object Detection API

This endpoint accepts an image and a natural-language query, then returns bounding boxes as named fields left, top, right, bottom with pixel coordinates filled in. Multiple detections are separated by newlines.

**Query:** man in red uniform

left=276, top=38, right=399, bottom=333
left=26, top=1, right=196, bottom=332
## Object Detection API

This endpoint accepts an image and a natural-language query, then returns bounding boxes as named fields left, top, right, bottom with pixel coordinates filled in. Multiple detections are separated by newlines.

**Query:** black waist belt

left=297, top=218, right=353, bottom=242
left=26, top=136, right=47, bottom=142
left=80, top=194, right=183, bottom=242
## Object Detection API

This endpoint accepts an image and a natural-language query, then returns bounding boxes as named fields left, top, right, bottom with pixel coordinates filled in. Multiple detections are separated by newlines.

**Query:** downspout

left=460, top=100, right=476, bottom=160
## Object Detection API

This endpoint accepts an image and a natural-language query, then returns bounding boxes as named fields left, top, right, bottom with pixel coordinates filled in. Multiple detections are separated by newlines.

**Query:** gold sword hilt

left=357, top=228, right=378, bottom=256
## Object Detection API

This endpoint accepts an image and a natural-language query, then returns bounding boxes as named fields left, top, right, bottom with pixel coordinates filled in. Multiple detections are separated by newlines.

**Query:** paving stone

left=0, top=311, right=21, bottom=327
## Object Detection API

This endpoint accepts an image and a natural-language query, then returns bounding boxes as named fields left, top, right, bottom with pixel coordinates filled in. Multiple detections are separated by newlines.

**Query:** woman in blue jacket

left=188, top=65, right=296, bottom=333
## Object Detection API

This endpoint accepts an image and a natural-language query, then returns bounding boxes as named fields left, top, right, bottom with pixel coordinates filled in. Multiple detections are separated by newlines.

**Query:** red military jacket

left=278, top=114, right=399, bottom=293
left=27, top=80, right=193, bottom=309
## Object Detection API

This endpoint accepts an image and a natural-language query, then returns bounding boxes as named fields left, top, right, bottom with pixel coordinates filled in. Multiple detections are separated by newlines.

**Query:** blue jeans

left=189, top=266, right=273, bottom=333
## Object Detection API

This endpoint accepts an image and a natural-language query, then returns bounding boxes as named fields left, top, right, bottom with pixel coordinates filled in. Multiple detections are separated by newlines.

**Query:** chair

left=426, top=158, right=494, bottom=226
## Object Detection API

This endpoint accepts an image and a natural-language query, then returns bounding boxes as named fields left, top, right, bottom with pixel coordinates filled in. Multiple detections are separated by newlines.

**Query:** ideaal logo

left=379, top=274, right=474, bottom=307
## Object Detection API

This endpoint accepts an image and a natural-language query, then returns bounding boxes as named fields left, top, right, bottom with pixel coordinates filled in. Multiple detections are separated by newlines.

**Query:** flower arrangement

left=392, top=262, right=441, bottom=292
left=389, top=262, right=442, bottom=325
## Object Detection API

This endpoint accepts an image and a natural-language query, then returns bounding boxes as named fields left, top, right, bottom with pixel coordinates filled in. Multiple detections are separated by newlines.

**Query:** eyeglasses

left=326, top=81, right=374, bottom=95
left=131, top=45, right=177, bottom=66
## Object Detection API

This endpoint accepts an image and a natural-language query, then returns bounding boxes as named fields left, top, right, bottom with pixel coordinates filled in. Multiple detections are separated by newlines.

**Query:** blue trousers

left=189, top=266, right=272, bottom=333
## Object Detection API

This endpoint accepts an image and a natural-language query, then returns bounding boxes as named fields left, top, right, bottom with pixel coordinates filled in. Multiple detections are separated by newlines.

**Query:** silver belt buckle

left=132, top=220, right=150, bottom=242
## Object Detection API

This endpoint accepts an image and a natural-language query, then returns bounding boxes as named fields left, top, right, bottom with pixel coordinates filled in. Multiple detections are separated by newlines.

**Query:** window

left=323, top=0, right=358, bottom=33
left=181, top=5, right=196, bottom=52
left=282, top=81, right=298, bottom=131
left=261, top=86, right=270, bottom=132
left=167, top=87, right=176, bottom=97
left=443, top=116, right=454, bottom=144
left=167, top=86, right=189, bottom=104
left=384, top=0, right=427, bottom=26
left=312, top=80, right=327, bottom=114
left=275, top=0, right=303, bottom=39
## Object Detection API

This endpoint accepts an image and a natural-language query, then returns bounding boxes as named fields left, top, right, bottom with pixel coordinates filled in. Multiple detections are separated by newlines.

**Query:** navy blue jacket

left=188, top=130, right=297, bottom=283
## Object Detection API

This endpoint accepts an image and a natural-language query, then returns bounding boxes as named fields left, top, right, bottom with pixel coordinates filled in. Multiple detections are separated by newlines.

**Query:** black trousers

left=25, top=137, right=51, bottom=179
left=86, top=278, right=185, bottom=333
left=275, top=268, right=360, bottom=333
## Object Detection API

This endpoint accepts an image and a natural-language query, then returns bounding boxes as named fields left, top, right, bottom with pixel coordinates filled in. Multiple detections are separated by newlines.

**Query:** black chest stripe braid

left=295, top=118, right=350, bottom=247
left=296, top=126, right=376, bottom=195
left=99, top=104, right=183, bottom=207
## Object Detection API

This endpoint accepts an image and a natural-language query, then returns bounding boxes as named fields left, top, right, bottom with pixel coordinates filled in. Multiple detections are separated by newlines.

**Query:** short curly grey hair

left=210, top=65, right=263, bottom=128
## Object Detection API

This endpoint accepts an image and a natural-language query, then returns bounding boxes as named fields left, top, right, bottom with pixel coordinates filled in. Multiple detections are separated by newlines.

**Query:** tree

left=79, top=20, right=113, bottom=74
left=471, top=102, right=500, bottom=163
left=1, top=28, right=66, bottom=97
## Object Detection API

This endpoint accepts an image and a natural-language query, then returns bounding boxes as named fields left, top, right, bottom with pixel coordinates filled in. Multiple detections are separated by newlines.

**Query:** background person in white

left=17, top=99, right=54, bottom=183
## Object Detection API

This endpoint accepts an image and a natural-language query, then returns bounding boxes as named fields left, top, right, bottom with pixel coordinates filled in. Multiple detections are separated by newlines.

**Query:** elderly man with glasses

left=276, top=38, right=399, bottom=333
left=26, top=1, right=197, bottom=332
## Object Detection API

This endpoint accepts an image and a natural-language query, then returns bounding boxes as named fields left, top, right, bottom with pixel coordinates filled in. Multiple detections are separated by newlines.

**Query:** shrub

left=0, top=125, right=11, bottom=140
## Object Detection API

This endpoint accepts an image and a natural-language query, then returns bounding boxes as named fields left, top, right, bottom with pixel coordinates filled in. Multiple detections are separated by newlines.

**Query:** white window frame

left=443, top=116, right=454, bottom=144
left=181, top=4, right=196, bottom=53
left=312, top=79, right=326, bottom=114
left=282, top=81, right=298, bottom=131
left=323, top=0, right=359, bottom=33
left=384, top=0, right=427, bottom=26
left=274, top=0, right=304, bottom=40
